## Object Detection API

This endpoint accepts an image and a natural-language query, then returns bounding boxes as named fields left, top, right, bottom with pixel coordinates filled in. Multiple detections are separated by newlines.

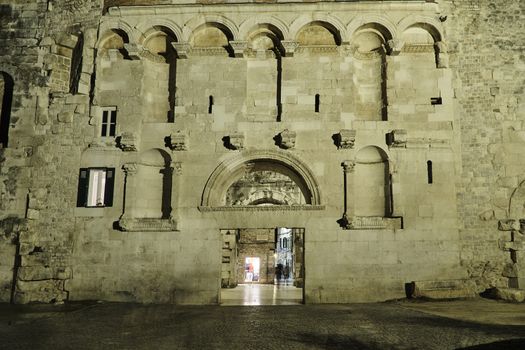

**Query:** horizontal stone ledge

left=117, top=217, right=178, bottom=232
left=198, top=205, right=325, bottom=212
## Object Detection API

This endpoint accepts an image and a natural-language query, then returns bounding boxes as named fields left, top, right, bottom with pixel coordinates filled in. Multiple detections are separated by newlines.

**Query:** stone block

left=487, top=287, right=525, bottom=303
left=407, top=280, right=477, bottom=299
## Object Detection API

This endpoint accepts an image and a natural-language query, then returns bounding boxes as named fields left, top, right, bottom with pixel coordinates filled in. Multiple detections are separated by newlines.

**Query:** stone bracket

left=165, top=131, right=187, bottom=151
left=117, top=132, right=138, bottom=152
left=223, top=132, right=245, bottom=150
left=335, top=129, right=356, bottom=149
left=275, top=129, right=296, bottom=149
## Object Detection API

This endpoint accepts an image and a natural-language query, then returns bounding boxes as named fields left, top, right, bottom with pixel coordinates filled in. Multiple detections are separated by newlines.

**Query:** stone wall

left=0, top=0, right=523, bottom=304
left=441, top=0, right=525, bottom=291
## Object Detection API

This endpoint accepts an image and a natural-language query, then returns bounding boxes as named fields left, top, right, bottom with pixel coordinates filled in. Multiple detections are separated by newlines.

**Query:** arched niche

left=135, top=148, right=173, bottom=219
left=247, top=24, right=284, bottom=56
left=351, top=24, right=390, bottom=121
left=140, top=26, right=178, bottom=123
left=401, top=23, right=445, bottom=68
left=201, top=150, right=321, bottom=207
left=98, top=29, right=129, bottom=59
left=354, top=146, right=392, bottom=217
left=0, top=72, right=14, bottom=148
left=142, top=26, right=177, bottom=58
left=190, top=23, right=234, bottom=56
left=296, top=21, right=341, bottom=46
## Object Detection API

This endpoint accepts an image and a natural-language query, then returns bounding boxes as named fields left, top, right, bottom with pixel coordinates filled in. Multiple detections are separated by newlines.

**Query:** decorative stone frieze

left=276, top=129, right=296, bottom=150
left=117, top=132, right=138, bottom=152
left=335, top=129, right=356, bottom=149
left=166, top=131, right=187, bottom=151
left=171, top=42, right=190, bottom=59
left=118, top=217, right=178, bottom=232
left=229, top=40, right=248, bottom=58
left=224, top=132, right=244, bottom=150
left=344, top=216, right=403, bottom=230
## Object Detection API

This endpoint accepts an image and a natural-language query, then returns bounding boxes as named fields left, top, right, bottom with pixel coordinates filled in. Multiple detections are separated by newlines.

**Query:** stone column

left=171, top=162, right=182, bottom=217
left=121, top=163, right=138, bottom=219
left=341, top=161, right=355, bottom=229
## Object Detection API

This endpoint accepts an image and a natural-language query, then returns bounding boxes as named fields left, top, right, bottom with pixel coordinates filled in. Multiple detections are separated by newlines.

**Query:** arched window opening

left=0, top=72, right=14, bottom=148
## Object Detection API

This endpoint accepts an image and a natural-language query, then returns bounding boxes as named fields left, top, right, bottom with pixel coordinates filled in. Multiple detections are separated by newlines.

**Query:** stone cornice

left=198, top=205, right=325, bottom=212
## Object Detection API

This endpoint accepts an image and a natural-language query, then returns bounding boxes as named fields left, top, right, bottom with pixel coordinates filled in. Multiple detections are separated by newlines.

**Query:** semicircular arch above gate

left=201, top=150, right=322, bottom=207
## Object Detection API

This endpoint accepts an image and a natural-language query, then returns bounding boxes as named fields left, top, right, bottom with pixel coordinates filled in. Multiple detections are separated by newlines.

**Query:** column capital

left=341, top=161, right=355, bottom=173
left=171, top=42, right=191, bottom=59
left=281, top=40, right=299, bottom=57
left=229, top=40, right=248, bottom=58
left=122, top=163, right=138, bottom=175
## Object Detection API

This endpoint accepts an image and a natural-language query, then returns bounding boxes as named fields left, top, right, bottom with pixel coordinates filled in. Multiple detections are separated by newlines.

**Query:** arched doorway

left=202, top=151, right=319, bottom=305
left=0, top=72, right=14, bottom=148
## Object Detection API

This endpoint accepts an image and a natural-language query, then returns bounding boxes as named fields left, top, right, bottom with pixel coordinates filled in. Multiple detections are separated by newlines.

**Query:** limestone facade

left=0, top=0, right=524, bottom=304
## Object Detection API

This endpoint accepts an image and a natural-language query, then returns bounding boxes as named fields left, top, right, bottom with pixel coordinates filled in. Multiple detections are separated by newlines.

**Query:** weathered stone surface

left=0, top=0, right=524, bottom=305
left=408, top=280, right=478, bottom=300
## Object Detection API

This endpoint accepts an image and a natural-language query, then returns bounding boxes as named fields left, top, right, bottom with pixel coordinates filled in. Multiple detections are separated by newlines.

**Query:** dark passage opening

left=0, top=72, right=14, bottom=148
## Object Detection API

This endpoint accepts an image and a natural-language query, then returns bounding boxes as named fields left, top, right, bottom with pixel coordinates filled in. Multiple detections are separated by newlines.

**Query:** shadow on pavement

left=456, top=338, right=525, bottom=349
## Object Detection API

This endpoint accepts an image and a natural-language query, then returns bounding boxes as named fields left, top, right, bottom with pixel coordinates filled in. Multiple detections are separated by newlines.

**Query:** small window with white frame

left=100, top=107, right=117, bottom=137
left=77, top=168, right=115, bottom=207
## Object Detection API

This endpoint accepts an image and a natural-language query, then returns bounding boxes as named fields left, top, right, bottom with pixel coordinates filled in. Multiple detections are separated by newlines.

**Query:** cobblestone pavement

left=1, top=300, right=524, bottom=350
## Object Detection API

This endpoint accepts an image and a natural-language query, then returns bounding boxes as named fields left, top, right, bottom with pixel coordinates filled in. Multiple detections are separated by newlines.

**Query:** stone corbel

left=123, top=43, right=143, bottom=60
left=224, top=132, right=245, bottom=150
left=117, top=132, right=138, bottom=152
left=281, top=40, right=299, bottom=57
left=386, top=39, right=404, bottom=56
left=387, top=129, right=408, bottom=148
left=335, top=129, right=356, bottom=149
left=166, top=131, right=187, bottom=151
left=276, top=129, right=296, bottom=149
left=171, top=42, right=191, bottom=59
left=229, top=40, right=248, bottom=58
left=435, top=41, right=449, bottom=68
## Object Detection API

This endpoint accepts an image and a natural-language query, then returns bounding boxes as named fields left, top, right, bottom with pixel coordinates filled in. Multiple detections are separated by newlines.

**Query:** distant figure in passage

left=276, top=263, right=283, bottom=282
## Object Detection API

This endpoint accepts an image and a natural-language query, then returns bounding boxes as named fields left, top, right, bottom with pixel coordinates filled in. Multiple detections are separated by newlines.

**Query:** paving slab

left=0, top=300, right=524, bottom=350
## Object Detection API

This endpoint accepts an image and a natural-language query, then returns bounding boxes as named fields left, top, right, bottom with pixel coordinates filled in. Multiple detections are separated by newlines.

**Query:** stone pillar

left=121, top=163, right=138, bottom=218
left=341, top=161, right=355, bottom=229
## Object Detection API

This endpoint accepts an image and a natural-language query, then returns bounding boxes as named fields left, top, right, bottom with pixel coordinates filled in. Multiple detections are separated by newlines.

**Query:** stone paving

left=1, top=299, right=525, bottom=349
